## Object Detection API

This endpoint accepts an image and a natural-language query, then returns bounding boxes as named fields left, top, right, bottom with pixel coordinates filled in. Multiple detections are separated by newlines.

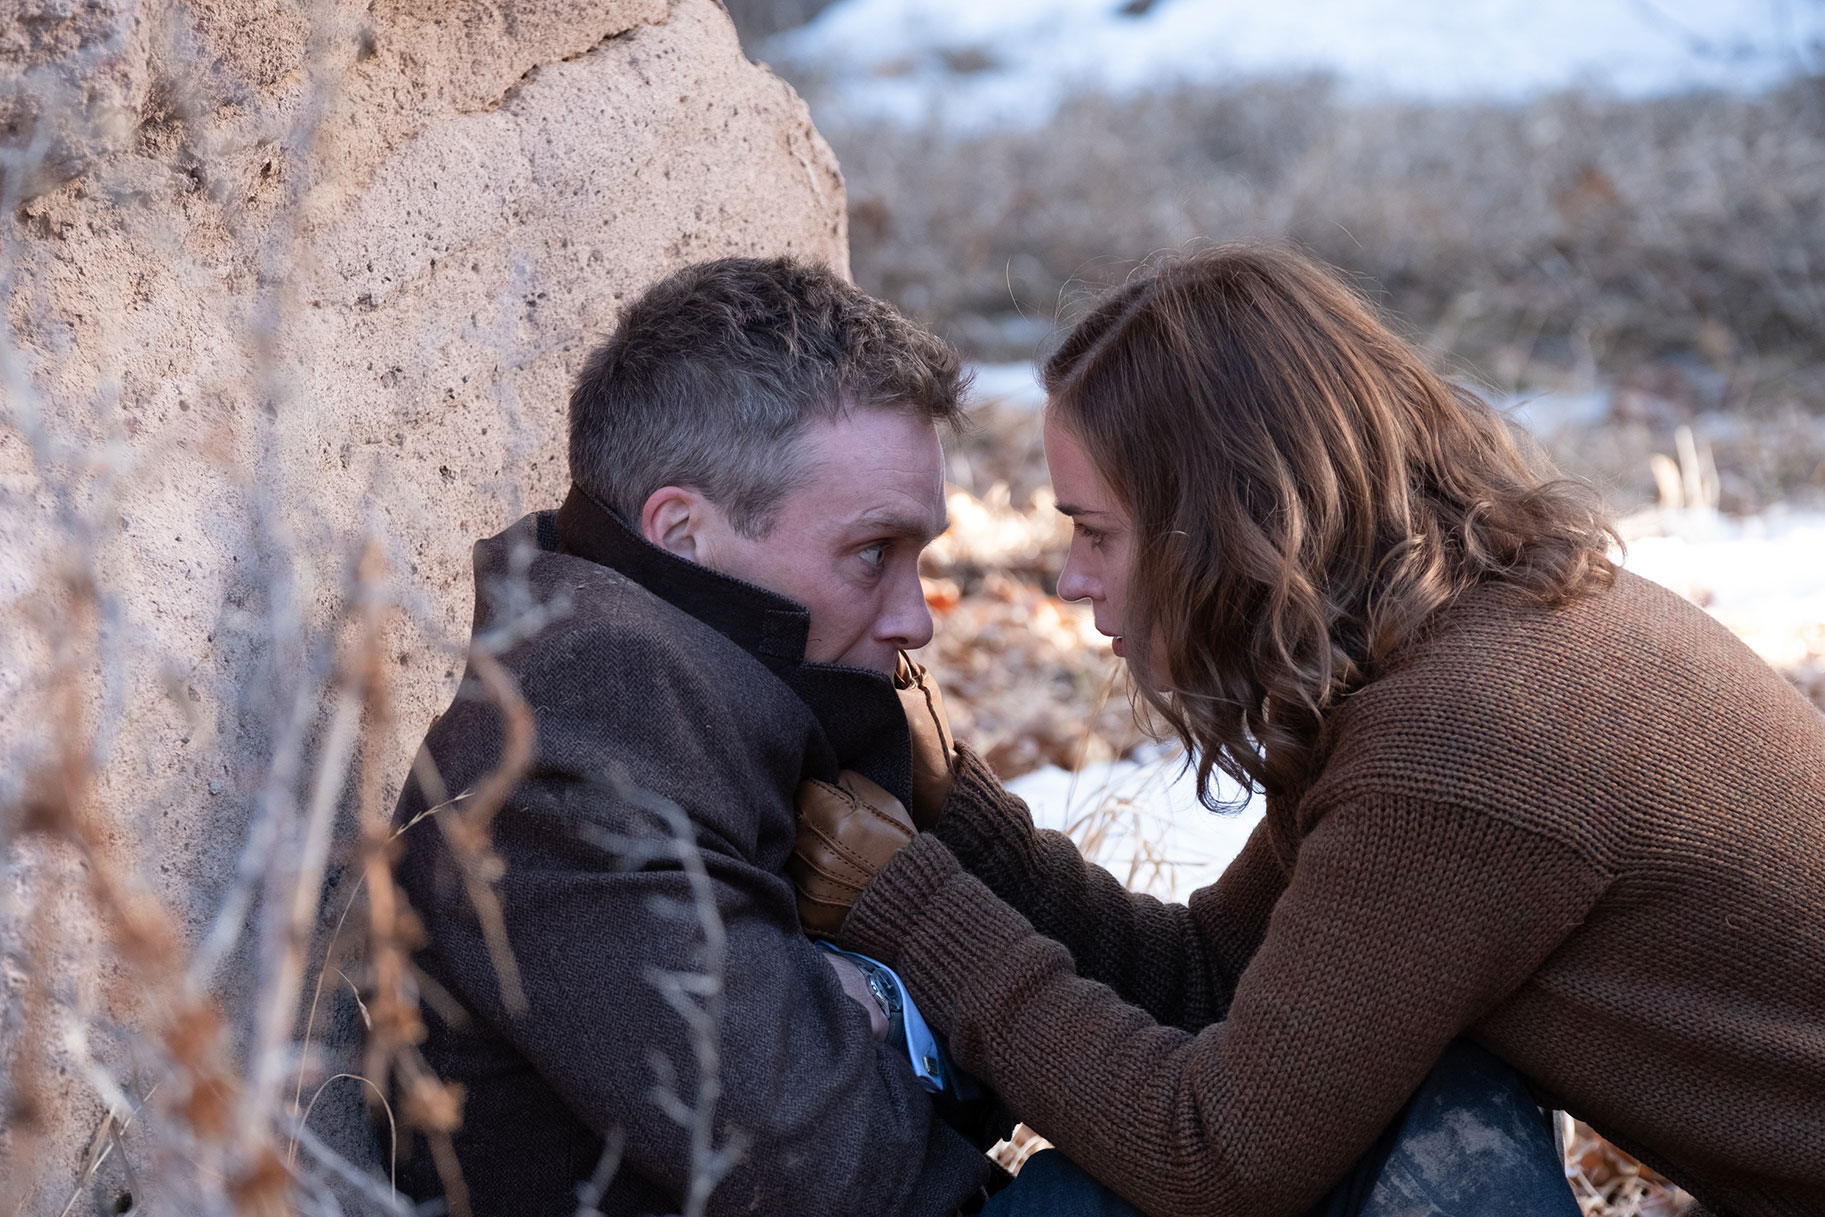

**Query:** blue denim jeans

left=979, top=1041, right=1581, bottom=1217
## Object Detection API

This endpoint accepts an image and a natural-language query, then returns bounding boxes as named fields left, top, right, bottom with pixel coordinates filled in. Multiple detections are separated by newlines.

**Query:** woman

left=790, top=245, right=1825, bottom=1217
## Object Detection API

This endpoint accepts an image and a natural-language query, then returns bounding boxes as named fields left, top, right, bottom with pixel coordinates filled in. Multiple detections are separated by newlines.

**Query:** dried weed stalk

left=0, top=0, right=539, bottom=1207
left=583, top=772, right=750, bottom=1217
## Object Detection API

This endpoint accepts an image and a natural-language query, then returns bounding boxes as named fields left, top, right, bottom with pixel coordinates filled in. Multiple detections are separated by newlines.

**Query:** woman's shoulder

left=1411, top=565, right=1785, bottom=707
left=1305, top=566, right=1824, bottom=842
left=1356, top=565, right=1770, bottom=720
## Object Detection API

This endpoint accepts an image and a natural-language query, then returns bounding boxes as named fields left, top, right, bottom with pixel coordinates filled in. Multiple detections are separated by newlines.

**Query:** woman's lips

left=1111, top=635, right=1125, bottom=657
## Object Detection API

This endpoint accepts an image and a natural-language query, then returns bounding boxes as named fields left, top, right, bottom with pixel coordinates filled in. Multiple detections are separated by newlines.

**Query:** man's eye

left=860, top=542, right=889, bottom=568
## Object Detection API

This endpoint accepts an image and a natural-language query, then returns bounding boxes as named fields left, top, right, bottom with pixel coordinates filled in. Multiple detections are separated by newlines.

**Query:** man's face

left=650, top=408, right=948, bottom=674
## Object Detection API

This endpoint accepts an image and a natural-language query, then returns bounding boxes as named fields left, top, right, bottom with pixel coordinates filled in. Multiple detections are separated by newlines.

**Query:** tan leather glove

left=789, top=770, right=916, bottom=939
left=895, top=652, right=957, bottom=830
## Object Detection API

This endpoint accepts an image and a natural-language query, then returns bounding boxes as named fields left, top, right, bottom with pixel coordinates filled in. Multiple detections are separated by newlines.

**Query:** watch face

left=864, top=968, right=901, bottom=1015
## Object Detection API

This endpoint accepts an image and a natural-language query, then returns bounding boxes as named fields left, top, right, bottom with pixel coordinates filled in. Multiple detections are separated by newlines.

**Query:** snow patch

left=1621, top=508, right=1825, bottom=671
left=776, top=0, right=1825, bottom=130
left=1007, top=746, right=1266, bottom=900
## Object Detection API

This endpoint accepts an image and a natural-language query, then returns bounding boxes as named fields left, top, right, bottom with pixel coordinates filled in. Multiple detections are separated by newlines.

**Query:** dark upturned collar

left=553, top=484, right=913, bottom=804
left=556, top=483, right=812, bottom=676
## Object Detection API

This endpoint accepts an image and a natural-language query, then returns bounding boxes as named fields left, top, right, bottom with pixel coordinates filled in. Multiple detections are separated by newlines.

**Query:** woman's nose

left=1056, top=556, right=1097, bottom=604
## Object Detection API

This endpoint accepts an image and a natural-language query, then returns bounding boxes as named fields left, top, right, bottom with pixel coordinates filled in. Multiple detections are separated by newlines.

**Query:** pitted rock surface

left=0, top=0, right=846, bottom=1209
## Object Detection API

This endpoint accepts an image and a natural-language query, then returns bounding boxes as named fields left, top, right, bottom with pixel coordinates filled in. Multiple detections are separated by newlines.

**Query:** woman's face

left=1044, top=415, right=1136, bottom=658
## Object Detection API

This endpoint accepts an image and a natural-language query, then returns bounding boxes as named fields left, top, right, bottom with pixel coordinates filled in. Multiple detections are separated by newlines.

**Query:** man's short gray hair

left=568, top=257, right=968, bottom=537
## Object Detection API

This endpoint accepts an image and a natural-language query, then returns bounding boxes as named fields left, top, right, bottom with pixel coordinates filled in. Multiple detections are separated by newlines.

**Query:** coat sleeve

left=400, top=777, right=987, bottom=1217
left=838, top=793, right=1612, bottom=1217
left=929, top=745, right=1285, bottom=1029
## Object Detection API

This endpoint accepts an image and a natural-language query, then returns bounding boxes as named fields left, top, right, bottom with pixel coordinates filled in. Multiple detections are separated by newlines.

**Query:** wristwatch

left=854, top=954, right=908, bottom=1054
left=821, top=944, right=908, bottom=1054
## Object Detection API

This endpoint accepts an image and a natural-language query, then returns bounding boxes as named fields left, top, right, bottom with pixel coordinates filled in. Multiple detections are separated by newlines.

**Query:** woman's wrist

left=929, top=744, right=1041, bottom=880
left=835, top=832, right=964, bottom=965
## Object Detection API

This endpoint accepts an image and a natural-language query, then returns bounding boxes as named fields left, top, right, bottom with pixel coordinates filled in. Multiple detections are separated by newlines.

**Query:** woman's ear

left=640, top=486, right=707, bottom=560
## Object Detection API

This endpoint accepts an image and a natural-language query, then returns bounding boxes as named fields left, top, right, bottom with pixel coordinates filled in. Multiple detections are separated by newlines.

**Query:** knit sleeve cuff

left=930, top=743, right=1045, bottom=886
left=837, top=832, right=962, bottom=968
left=836, top=829, right=1060, bottom=1048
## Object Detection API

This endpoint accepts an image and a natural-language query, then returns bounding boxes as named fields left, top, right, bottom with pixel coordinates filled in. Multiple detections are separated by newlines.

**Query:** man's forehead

left=793, top=410, right=948, bottom=529
left=843, top=499, right=950, bottom=540
left=813, top=457, right=948, bottom=536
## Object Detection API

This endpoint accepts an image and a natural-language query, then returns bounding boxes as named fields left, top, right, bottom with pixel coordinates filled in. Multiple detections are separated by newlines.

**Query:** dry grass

left=798, top=66, right=1825, bottom=519
left=1564, top=1118, right=1692, bottom=1217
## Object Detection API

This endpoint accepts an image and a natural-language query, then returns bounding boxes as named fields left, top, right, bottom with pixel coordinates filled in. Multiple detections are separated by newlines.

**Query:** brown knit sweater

left=837, top=569, right=1825, bottom=1217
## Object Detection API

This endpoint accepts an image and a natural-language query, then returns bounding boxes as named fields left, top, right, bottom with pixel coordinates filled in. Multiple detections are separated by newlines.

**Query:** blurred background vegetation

left=732, top=0, right=1825, bottom=515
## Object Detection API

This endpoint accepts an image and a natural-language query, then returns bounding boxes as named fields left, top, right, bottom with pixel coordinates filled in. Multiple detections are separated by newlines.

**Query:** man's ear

left=640, top=486, right=708, bottom=561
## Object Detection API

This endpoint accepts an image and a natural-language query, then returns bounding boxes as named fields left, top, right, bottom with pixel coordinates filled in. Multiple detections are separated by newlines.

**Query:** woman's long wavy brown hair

left=1044, top=245, right=1618, bottom=808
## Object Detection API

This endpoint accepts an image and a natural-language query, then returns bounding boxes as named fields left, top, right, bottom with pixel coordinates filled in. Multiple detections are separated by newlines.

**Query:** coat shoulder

left=412, top=546, right=824, bottom=852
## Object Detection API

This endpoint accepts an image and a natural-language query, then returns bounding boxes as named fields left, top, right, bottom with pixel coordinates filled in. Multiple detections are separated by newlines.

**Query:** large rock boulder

left=0, top=0, right=846, bottom=1210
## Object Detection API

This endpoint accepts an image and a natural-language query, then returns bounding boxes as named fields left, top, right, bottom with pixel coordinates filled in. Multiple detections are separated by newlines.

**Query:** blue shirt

left=816, top=943, right=947, bottom=1093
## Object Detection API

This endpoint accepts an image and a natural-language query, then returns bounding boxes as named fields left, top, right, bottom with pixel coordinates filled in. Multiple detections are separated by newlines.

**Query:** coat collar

left=552, top=484, right=914, bottom=804
left=556, top=483, right=812, bottom=677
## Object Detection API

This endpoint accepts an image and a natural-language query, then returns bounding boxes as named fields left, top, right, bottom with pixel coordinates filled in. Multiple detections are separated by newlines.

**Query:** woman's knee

left=1341, top=1041, right=1581, bottom=1217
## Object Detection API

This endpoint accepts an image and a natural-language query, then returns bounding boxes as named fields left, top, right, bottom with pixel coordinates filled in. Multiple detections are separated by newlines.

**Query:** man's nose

left=878, top=567, right=935, bottom=651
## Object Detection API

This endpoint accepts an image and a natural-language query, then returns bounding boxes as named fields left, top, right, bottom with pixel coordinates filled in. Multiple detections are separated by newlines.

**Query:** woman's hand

left=895, top=652, right=957, bottom=829
left=789, top=770, right=917, bottom=938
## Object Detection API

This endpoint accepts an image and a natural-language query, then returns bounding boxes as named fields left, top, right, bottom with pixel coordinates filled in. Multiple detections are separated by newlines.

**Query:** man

left=389, top=257, right=995, bottom=1214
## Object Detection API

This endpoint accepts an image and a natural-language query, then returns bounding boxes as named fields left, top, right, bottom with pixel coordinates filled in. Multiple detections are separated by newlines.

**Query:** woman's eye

left=1077, top=525, right=1104, bottom=551
left=860, top=542, right=889, bottom=568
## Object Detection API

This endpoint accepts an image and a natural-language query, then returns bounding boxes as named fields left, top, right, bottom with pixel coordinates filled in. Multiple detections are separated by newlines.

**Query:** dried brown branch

left=432, top=644, right=537, bottom=1017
